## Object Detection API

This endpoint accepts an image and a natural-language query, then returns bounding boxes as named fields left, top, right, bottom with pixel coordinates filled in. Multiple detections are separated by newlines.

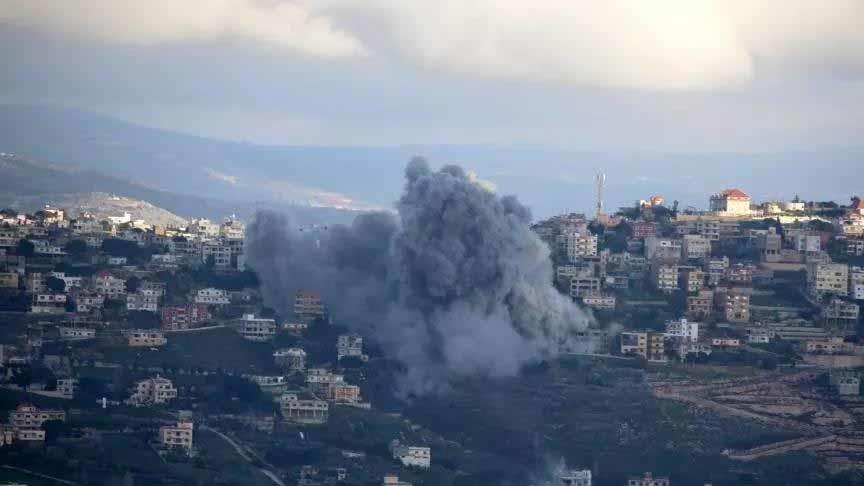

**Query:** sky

left=1, top=0, right=863, bottom=151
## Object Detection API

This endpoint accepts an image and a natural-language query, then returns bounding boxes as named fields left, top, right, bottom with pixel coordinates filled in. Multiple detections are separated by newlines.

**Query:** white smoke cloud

left=2, top=0, right=862, bottom=88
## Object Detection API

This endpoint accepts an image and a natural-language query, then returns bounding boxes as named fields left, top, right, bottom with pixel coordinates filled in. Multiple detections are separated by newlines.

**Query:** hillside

left=0, top=105, right=862, bottom=218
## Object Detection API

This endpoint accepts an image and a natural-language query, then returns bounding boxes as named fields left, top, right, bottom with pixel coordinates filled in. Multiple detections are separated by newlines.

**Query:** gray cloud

left=245, top=158, right=595, bottom=395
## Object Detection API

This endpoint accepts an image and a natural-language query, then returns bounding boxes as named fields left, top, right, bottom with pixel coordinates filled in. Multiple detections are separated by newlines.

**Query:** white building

left=390, top=440, right=431, bottom=469
left=709, top=188, right=751, bottom=216
left=238, top=314, right=277, bottom=341
left=337, top=334, right=367, bottom=361
left=274, top=347, right=307, bottom=371
left=126, top=289, right=160, bottom=312
left=559, top=470, right=592, bottom=486
left=127, top=377, right=178, bottom=406
left=808, top=263, right=849, bottom=297
left=645, top=237, right=682, bottom=261
left=280, top=393, right=329, bottom=424
left=94, top=273, right=126, bottom=298
left=160, top=419, right=194, bottom=453
left=682, top=234, right=711, bottom=260
left=58, top=326, right=96, bottom=340
left=560, top=232, right=598, bottom=262
left=664, top=318, right=700, bottom=343
left=195, top=287, right=230, bottom=305
left=127, top=329, right=167, bottom=347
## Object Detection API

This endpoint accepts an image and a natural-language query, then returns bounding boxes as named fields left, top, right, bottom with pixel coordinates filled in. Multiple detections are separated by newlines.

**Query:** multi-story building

left=382, top=474, right=413, bottom=486
left=746, top=326, right=775, bottom=344
left=274, top=347, right=307, bottom=371
left=390, top=440, right=431, bottom=469
left=306, top=368, right=345, bottom=395
left=558, top=470, right=592, bottom=486
left=238, top=314, right=277, bottom=341
left=337, top=334, right=367, bottom=361
left=645, top=237, right=682, bottom=261
left=327, top=383, right=362, bottom=404
left=651, top=263, right=678, bottom=293
left=664, top=318, right=700, bottom=342
left=846, top=239, right=864, bottom=257
left=71, top=292, right=104, bottom=313
left=686, top=290, right=714, bottom=319
left=620, top=330, right=667, bottom=362
left=824, top=298, right=859, bottom=335
left=9, top=404, right=66, bottom=428
left=0, top=272, right=19, bottom=288
left=160, top=419, right=194, bottom=453
left=678, top=268, right=704, bottom=293
left=570, top=276, right=602, bottom=298
left=582, top=293, right=616, bottom=310
left=709, top=188, right=751, bottom=216
left=57, top=378, right=77, bottom=399
left=161, top=303, right=211, bottom=330
left=94, top=272, right=126, bottom=298
left=194, top=287, right=230, bottom=305
left=560, top=231, right=598, bottom=262
left=127, top=377, right=178, bottom=406
left=58, top=326, right=96, bottom=340
left=294, top=290, right=326, bottom=321
left=682, top=234, right=711, bottom=260
left=728, top=263, right=756, bottom=285
left=631, top=222, right=657, bottom=240
left=704, top=257, right=729, bottom=287
left=628, top=472, right=670, bottom=486
left=127, top=329, right=167, bottom=347
left=126, top=289, right=160, bottom=312
left=808, top=262, right=849, bottom=298
left=849, top=267, right=864, bottom=301
left=717, top=287, right=750, bottom=323
left=280, top=393, right=329, bottom=424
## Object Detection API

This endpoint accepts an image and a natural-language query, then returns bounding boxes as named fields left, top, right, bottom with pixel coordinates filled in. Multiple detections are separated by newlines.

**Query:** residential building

left=728, top=263, right=755, bottom=285
left=805, top=337, right=852, bottom=355
left=160, top=419, right=194, bottom=453
left=558, top=470, right=592, bottom=486
left=570, top=275, right=602, bottom=298
left=246, top=375, right=290, bottom=395
left=644, top=237, right=682, bottom=261
left=718, top=288, right=750, bottom=323
left=390, top=440, right=431, bottom=469
left=337, top=334, right=367, bottom=361
left=274, top=347, right=307, bottom=371
left=327, top=383, right=362, bottom=404
left=631, top=222, right=657, bottom=240
left=126, top=289, right=160, bottom=312
left=651, top=263, right=678, bottom=293
left=280, top=393, right=329, bottom=424
left=382, top=474, right=413, bottom=486
left=58, top=326, right=96, bottom=340
left=678, top=268, right=704, bottom=293
left=0, top=272, right=18, bottom=288
left=294, top=290, right=326, bottom=321
left=9, top=404, right=66, bottom=428
left=846, top=239, right=864, bottom=257
left=824, top=299, right=859, bottom=334
left=682, top=234, right=711, bottom=260
left=238, top=314, right=277, bottom=341
left=560, top=231, right=598, bottom=262
left=704, top=257, right=729, bottom=287
left=94, top=272, right=126, bottom=298
left=664, top=318, right=700, bottom=342
left=127, top=329, right=167, bottom=347
left=71, top=292, right=104, bottom=313
left=306, top=368, right=345, bottom=395
left=687, top=290, right=714, bottom=319
left=746, top=327, right=775, bottom=344
left=127, top=377, right=178, bottom=406
left=582, top=293, right=616, bottom=310
left=161, top=303, right=211, bottom=330
left=194, top=287, right=230, bottom=305
left=628, top=472, right=670, bottom=486
left=808, top=262, right=849, bottom=298
left=57, top=378, right=77, bottom=399
left=620, top=330, right=667, bottom=362
left=709, top=188, right=751, bottom=216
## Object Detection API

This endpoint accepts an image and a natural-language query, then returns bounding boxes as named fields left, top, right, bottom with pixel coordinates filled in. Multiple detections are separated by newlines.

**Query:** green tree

left=45, top=276, right=66, bottom=293
left=64, top=239, right=90, bottom=259
left=125, top=276, right=141, bottom=293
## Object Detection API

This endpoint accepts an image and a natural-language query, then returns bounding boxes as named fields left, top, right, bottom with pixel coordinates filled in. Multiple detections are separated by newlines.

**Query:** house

left=682, top=234, right=711, bottom=260
left=57, top=378, right=77, bottom=399
left=160, top=418, right=194, bottom=453
left=686, top=290, right=714, bottom=319
left=808, top=262, right=849, bottom=298
left=280, top=393, right=329, bottom=425
left=58, top=326, right=96, bottom=341
left=382, top=474, right=413, bottom=486
left=245, top=375, right=290, bottom=395
left=127, top=377, right=178, bottom=406
left=581, top=293, right=616, bottom=310
left=274, top=347, right=307, bottom=371
left=558, top=470, right=592, bottom=486
left=709, top=188, right=751, bottom=216
left=9, top=403, right=66, bottom=428
left=644, top=237, right=682, bottom=261
left=238, top=314, right=277, bottom=341
left=94, top=272, right=126, bottom=298
left=194, top=287, right=230, bottom=305
left=337, top=334, right=367, bottom=361
left=620, top=330, right=667, bottom=362
left=390, top=440, right=431, bottom=469
left=294, top=290, right=326, bottom=321
left=126, top=289, right=161, bottom=312
left=127, top=329, right=167, bottom=347
left=161, top=303, right=211, bottom=330
left=628, top=472, right=670, bottom=486
left=716, top=287, right=750, bottom=323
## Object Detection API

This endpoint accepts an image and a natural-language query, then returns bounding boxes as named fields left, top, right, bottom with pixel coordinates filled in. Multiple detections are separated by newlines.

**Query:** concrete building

left=127, top=377, right=178, bottom=406
left=160, top=418, right=194, bottom=453
left=390, top=440, right=431, bottom=469
left=337, top=334, right=367, bottom=361
left=645, top=237, right=682, bottom=261
left=9, top=404, right=66, bottom=428
left=582, top=293, right=616, bottom=310
left=274, top=347, right=307, bottom=371
left=58, top=326, right=96, bottom=340
left=704, top=257, right=729, bottom=287
left=682, top=234, right=711, bottom=260
left=161, top=303, right=211, bottom=330
left=570, top=276, right=602, bottom=298
left=560, top=231, right=598, bottom=262
left=126, top=289, right=160, bottom=312
left=664, top=318, right=699, bottom=342
left=686, top=290, right=714, bottom=319
left=717, top=288, right=750, bottom=323
left=280, top=393, right=329, bottom=424
left=628, top=472, right=670, bottom=486
left=94, top=273, right=126, bottom=298
left=620, top=330, right=667, bottom=362
left=194, top=287, right=230, bottom=305
left=558, top=470, right=592, bottom=486
left=294, top=290, right=326, bottom=321
left=0, top=271, right=19, bottom=288
left=824, top=299, right=859, bottom=334
left=127, top=329, right=167, bottom=347
left=678, top=268, right=704, bottom=293
left=238, top=314, right=277, bottom=342
left=710, top=188, right=751, bottom=216
left=57, top=378, right=77, bottom=399
left=652, top=263, right=679, bottom=293
left=382, top=474, right=413, bottom=486
left=808, top=263, right=849, bottom=298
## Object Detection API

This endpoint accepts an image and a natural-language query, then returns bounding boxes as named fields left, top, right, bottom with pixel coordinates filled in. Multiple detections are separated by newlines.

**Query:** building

left=710, top=188, right=751, bottom=216
left=664, top=318, right=699, bottom=342
left=57, top=378, right=77, bottom=399
left=9, top=404, right=66, bottom=428
left=280, top=393, right=329, bottom=424
left=582, top=293, right=616, bottom=310
left=717, top=288, right=750, bottom=323
left=238, top=314, right=277, bottom=341
left=127, top=329, right=167, bottom=347
left=126, top=289, right=161, bottom=312
left=306, top=368, right=345, bottom=395
left=94, top=272, right=126, bottom=298
left=704, top=257, right=729, bottom=286
left=337, top=334, right=367, bottom=361
left=127, top=377, right=178, bottom=406
left=652, top=263, right=679, bottom=293
left=645, top=237, right=682, bottom=261
left=558, top=470, right=592, bottom=486
left=390, top=440, right=431, bottom=469
left=0, top=271, right=19, bottom=288
left=72, top=292, right=104, bottom=313
left=678, top=268, right=704, bottom=293
left=570, top=275, right=602, bottom=298
left=808, top=262, right=849, bottom=298
left=560, top=231, right=598, bottom=262
left=160, top=418, right=194, bottom=453
left=161, top=303, right=211, bottom=330
left=194, top=287, right=230, bottom=305
left=327, top=383, right=363, bottom=404
left=687, top=290, right=714, bottom=319
left=274, top=347, right=307, bottom=371
left=628, top=472, right=670, bottom=486
left=620, top=330, right=667, bottom=362
left=294, top=291, right=326, bottom=321
left=382, top=474, right=413, bottom=486
left=746, top=327, right=775, bottom=344
left=682, top=234, right=711, bottom=260
left=824, top=298, right=860, bottom=334
left=728, top=263, right=756, bottom=285
left=58, top=326, right=96, bottom=340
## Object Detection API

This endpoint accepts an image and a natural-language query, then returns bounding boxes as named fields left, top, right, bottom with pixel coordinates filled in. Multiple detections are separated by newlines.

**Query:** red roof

left=720, top=188, right=749, bottom=199
left=852, top=198, right=864, bottom=210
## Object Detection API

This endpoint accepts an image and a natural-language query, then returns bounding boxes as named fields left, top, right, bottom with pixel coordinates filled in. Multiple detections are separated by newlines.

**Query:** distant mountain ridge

left=0, top=104, right=861, bottom=218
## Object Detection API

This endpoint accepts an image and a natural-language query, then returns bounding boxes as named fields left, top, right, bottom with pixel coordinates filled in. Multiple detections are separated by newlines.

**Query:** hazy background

left=0, top=1, right=862, bottom=218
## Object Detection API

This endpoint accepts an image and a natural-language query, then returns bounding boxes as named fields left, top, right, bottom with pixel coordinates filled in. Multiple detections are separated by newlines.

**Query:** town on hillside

left=0, top=186, right=863, bottom=485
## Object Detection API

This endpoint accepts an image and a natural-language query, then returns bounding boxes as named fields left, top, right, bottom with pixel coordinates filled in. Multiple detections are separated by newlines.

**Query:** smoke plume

left=246, top=158, right=595, bottom=394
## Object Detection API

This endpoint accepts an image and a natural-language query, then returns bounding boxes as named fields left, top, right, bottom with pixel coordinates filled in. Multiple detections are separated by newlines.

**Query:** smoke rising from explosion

left=246, top=158, right=595, bottom=394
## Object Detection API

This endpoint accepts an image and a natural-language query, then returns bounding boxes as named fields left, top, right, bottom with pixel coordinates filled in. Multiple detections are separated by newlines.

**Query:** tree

left=16, top=239, right=35, bottom=257
left=45, top=276, right=66, bottom=293
left=11, top=366, right=33, bottom=390
left=125, top=276, right=141, bottom=293
left=64, top=239, right=89, bottom=259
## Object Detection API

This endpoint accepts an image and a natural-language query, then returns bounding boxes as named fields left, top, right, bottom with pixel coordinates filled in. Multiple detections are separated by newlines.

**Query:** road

left=1, top=465, right=77, bottom=485
left=201, top=425, right=286, bottom=486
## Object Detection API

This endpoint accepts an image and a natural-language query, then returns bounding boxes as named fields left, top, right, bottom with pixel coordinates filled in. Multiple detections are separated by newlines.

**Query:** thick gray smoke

left=246, top=158, right=595, bottom=394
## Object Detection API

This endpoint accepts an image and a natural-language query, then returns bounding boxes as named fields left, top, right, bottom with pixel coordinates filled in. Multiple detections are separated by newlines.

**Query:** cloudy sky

left=1, top=0, right=863, bottom=151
